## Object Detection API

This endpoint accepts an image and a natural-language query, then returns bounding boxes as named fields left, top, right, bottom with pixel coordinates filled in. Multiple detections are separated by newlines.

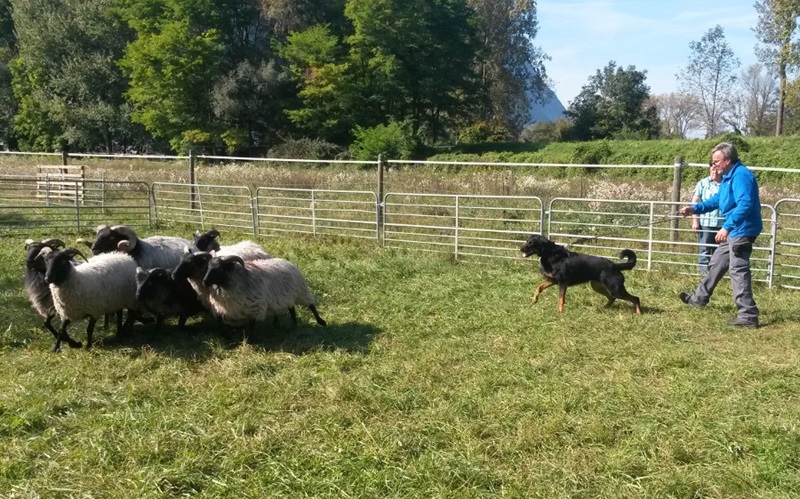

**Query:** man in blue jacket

left=678, top=142, right=762, bottom=328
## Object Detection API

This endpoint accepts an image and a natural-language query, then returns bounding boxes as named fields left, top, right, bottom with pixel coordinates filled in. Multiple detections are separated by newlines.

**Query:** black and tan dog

left=520, top=234, right=641, bottom=314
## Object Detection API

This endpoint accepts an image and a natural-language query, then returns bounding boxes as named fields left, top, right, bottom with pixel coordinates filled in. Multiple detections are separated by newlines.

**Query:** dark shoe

left=729, top=317, right=759, bottom=328
left=679, top=292, right=703, bottom=308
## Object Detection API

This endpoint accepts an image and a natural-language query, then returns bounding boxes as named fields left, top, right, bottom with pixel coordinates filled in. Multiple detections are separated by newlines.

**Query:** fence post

left=189, top=149, right=197, bottom=211
left=61, top=144, right=69, bottom=167
left=376, top=154, right=386, bottom=243
left=671, top=156, right=683, bottom=241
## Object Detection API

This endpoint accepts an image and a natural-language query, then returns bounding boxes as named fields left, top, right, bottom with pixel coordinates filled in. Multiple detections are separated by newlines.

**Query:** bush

left=349, top=121, right=416, bottom=161
left=267, top=137, right=346, bottom=160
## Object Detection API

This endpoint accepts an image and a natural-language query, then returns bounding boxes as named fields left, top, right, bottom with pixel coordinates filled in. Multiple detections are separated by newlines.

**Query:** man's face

left=711, top=152, right=733, bottom=176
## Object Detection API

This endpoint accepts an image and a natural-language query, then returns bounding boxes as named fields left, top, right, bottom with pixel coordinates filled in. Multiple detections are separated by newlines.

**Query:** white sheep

left=44, top=248, right=140, bottom=351
left=91, top=224, right=196, bottom=269
left=192, top=228, right=271, bottom=260
left=201, top=254, right=327, bottom=331
left=23, top=238, right=82, bottom=349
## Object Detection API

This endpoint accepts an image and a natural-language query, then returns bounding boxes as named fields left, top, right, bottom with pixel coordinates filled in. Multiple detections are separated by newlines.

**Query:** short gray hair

left=712, top=142, right=739, bottom=164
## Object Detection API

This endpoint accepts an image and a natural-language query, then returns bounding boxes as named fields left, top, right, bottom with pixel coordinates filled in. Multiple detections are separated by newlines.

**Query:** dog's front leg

left=558, top=285, right=568, bottom=313
left=532, top=281, right=554, bottom=304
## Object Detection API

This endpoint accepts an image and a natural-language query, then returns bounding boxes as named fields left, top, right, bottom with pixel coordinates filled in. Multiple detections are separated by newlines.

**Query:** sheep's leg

left=46, top=314, right=82, bottom=349
left=177, top=314, right=187, bottom=329
left=43, top=314, right=60, bottom=339
left=308, top=305, right=327, bottom=326
left=85, top=317, right=98, bottom=349
left=115, top=310, right=123, bottom=333
left=288, top=307, right=297, bottom=325
left=121, top=309, right=137, bottom=335
left=53, top=320, right=72, bottom=353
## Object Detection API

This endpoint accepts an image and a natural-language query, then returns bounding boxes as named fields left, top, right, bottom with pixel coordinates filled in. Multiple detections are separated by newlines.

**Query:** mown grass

left=1, top=230, right=800, bottom=497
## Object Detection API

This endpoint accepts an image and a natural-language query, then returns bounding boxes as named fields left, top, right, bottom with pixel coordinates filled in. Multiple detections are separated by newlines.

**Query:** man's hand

left=715, top=227, right=729, bottom=243
left=678, top=205, right=695, bottom=217
left=691, top=218, right=700, bottom=231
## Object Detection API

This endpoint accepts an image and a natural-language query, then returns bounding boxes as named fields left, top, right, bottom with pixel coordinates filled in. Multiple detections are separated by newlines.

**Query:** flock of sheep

left=23, top=226, right=326, bottom=352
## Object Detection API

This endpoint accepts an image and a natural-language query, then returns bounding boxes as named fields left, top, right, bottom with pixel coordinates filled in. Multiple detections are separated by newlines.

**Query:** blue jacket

left=693, top=161, right=762, bottom=238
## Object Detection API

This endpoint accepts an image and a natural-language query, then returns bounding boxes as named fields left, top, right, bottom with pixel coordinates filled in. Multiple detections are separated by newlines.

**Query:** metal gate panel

left=152, top=182, right=255, bottom=233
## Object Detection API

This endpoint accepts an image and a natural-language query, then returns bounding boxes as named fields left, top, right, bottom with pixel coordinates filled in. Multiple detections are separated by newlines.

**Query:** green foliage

left=267, top=136, right=345, bottom=160
left=10, top=0, right=135, bottom=152
left=119, top=19, right=222, bottom=149
left=520, top=118, right=574, bottom=143
left=458, top=119, right=512, bottom=143
left=566, top=61, right=659, bottom=141
left=350, top=121, right=416, bottom=161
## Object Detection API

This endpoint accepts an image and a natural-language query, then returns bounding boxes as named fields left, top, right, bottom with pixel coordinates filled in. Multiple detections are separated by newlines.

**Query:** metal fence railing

left=255, top=188, right=379, bottom=240
left=547, top=197, right=777, bottom=285
left=152, top=182, right=256, bottom=233
left=0, top=175, right=151, bottom=234
left=382, top=193, right=543, bottom=260
left=4, top=174, right=800, bottom=288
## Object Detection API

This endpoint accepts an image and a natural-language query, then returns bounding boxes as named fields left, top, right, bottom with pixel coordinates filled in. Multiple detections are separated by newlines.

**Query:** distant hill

left=525, top=85, right=566, bottom=124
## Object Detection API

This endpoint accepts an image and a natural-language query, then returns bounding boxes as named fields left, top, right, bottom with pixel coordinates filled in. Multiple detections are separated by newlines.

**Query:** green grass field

left=1, top=230, right=799, bottom=497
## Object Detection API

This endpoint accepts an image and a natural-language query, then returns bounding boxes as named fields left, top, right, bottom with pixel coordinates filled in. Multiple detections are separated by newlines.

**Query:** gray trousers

left=687, top=236, right=759, bottom=321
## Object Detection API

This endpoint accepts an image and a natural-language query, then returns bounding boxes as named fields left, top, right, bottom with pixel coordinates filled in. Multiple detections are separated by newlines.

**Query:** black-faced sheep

left=44, top=248, right=140, bottom=351
left=192, top=229, right=271, bottom=260
left=91, top=224, right=196, bottom=269
left=23, top=238, right=82, bottom=349
left=171, top=250, right=217, bottom=314
left=135, top=267, right=206, bottom=329
left=202, top=255, right=326, bottom=330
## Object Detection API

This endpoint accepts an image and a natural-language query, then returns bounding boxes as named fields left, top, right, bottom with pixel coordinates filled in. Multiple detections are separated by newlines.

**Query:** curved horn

left=95, top=224, right=110, bottom=235
left=24, top=238, right=35, bottom=250
left=111, top=225, right=137, bottom=240
left=63, top=247, right=87, bottom=262
left=42, top=238, right=66, bottom=249
left=221, top=255, right=245, bottom=267
left=74, top=238, right=92, bottom=248
left=117, top=239, right=135, bottom=253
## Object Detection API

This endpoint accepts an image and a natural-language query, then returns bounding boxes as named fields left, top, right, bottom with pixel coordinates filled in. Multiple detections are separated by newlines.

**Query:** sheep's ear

left=135, top=267, right=149, bottom=285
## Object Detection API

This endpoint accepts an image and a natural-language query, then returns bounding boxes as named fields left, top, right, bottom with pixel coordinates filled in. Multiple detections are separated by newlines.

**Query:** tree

left=565, top=61, right=659, bottom=141
left=731, top=63, right=779, bottom=136
left=118, top=0, right=276, bottom=152
left=467, top=0, right=548, bottom=134
left=678, top=25, right=740, bottom=138
left=753, top=0, right=800, bottom=135
left=281, top=0, right=481, bottom=146
left=210, top=60, right=294, bottom=154
left=10, top=0, right=137, bottom=152
left=651, top=93, right=701, bottom=138
left=0, top=0, right=16, bottom=148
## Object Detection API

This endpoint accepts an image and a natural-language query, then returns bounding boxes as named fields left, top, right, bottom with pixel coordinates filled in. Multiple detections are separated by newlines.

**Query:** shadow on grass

left=94, top=318, right=380, bottom=361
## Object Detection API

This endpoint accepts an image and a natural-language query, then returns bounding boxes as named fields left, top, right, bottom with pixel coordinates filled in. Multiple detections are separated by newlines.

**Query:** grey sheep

left=202, top=255, right=327, bottom=330
left=23, top=238, right=82, bottom=349
left=91, top=224, right=196, bottom=270
left=193, top=229, right=271, bottom=260
left=44, top=248, right=140, bottom=351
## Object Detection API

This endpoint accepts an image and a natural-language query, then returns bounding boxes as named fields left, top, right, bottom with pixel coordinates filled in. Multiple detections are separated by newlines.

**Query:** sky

left=536, top=1, right=761, bottom=107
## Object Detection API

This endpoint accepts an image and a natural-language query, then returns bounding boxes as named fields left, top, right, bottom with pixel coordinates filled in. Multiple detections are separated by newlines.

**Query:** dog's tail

left=614, top=249, right=637, bottom=271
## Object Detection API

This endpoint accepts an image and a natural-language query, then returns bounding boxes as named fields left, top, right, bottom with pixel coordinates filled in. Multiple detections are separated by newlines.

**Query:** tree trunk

left=776, top=63, right=786, bottom=136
